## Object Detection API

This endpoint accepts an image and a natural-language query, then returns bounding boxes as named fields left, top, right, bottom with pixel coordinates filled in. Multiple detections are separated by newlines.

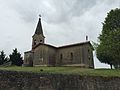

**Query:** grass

left=0, top=66, right=120, bottom=77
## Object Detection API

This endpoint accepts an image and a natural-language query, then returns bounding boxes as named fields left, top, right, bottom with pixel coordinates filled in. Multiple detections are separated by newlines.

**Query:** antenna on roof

left=86, top=35, right=88, bottom=41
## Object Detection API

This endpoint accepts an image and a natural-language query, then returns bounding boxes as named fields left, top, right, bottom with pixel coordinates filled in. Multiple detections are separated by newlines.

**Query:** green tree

left=0, top=51, right=8, bottom=65
left=96, top=8, right=120, bottom=69
left=9, top=48, right=23, bottom=66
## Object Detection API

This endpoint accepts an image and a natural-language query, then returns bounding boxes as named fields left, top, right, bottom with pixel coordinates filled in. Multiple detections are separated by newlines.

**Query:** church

left=23, top=17, right=94, bottom=68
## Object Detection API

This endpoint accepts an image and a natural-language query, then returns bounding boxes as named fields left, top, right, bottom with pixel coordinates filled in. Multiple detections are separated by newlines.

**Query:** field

left=0, top=66, right=120, bottom=77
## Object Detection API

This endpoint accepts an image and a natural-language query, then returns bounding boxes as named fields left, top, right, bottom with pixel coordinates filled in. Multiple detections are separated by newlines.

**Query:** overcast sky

left=0, top=0, right=120, bottom=68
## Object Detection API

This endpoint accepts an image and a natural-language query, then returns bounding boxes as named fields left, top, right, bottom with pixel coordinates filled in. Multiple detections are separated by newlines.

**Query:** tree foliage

left=9, top=48, right=23, bottom=66
left=96, top=8, right=120, bottom=69
left=0, top=51, right=8, bottom=65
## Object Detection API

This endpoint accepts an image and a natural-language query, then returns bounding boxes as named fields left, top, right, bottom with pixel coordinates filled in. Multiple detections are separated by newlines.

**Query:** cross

left=39, top=14, right=41, bottom=18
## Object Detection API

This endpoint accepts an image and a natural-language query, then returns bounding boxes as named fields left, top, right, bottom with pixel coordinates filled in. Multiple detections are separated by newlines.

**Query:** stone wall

left=56, top=44, right=94, bottom=68
left=0, top=70, right=120, bottom=90
left=33, top=45, right=57, bottom=66
left=24, top=51, right=33, bottom=66
left=33, top=45, right=49, bottom=66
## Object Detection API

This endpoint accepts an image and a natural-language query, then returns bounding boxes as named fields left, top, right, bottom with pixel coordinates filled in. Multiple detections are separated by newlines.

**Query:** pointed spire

left=35, top=15, right=43, bottom=35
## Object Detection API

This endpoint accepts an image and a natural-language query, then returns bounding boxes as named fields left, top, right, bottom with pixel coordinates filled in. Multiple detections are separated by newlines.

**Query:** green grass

left=0, top=66, right=120, bottom=77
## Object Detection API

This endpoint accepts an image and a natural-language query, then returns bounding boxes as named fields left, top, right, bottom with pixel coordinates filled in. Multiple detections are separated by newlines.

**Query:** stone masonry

left=0, top=70, right=120, bottom=90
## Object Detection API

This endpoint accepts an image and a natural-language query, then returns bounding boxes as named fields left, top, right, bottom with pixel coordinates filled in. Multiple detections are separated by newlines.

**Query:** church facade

left=24, top=17, right=94, bottom=68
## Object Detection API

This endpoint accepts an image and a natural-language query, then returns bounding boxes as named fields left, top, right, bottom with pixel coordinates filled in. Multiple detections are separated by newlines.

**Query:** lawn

left=0, top=66, right=120, bottom=77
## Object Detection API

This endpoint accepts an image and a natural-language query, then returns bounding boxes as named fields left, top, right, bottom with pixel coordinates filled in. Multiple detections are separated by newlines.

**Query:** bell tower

left=32, top=16, right=45, bottom=49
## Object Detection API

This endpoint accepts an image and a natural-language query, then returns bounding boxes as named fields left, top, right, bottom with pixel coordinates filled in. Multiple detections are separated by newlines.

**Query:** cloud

left=5, top=0, right=97, bottom=23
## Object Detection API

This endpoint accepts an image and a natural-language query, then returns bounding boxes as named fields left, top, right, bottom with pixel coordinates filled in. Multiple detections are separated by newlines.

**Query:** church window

left=82, top=47, right=85, bottom=63
left=60, top=54, right=63, bottom=64
left=60, top=54, right=63, bottom=60
left=40, top=40, right=42, bottom=42
left=88, top=49, right=90, bottom=53
left=70, top=52, right=73, bottom=61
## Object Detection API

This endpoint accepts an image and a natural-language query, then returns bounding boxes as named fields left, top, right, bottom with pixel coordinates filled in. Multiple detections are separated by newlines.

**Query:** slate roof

left=35, top=18, right=43, bottom=35
left=32, top=41, right=94, bottom=50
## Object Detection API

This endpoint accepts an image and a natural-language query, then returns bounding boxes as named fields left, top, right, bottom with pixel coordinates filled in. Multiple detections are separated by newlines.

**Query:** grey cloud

left=8, top=0, right=97, bottom=23
left=3, top=0, right=119, bottom=24
left=46, top=0, right=97, bottom=23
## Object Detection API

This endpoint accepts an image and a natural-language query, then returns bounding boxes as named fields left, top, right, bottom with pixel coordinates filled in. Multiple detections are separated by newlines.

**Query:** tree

left=108, top=29, right=120, bottom=68
left=0, top=51, right=8, bottom=65
left=96, top=8, right=120, bottom=69
left=9, top=48, right=23, bottom=66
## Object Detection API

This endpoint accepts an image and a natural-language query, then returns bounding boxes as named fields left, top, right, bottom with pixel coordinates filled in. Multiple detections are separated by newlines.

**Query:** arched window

left=60, top=54, right=63, bottom=64
left=40, top=40, right=42, bottom=43
left=70, top=52, right=73, bottom=61
left=60, top=54, right=63, bottom=60
left=88, top=49, right=90, bottom=53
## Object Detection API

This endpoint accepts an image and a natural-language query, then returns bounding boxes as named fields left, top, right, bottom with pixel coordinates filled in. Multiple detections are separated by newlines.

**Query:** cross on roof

left=39, top=14, right=41, bottom=18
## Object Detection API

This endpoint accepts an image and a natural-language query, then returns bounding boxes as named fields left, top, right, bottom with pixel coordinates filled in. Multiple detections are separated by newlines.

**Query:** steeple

left=32, top=15, right=45, bottom=49
left=35, top=16, right=43, bottom=35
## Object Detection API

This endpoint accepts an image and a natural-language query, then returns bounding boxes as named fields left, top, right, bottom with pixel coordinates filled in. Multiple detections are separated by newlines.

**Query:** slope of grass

left=0, top=66, right=120, bottom=77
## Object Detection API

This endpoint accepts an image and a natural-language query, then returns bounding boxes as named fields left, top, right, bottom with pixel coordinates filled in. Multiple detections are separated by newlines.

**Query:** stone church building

left=24, top=17, right=94, bottom=68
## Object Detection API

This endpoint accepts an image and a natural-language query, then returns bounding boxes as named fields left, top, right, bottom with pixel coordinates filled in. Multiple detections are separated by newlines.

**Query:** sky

left=0, top=0, right=120, bottom=68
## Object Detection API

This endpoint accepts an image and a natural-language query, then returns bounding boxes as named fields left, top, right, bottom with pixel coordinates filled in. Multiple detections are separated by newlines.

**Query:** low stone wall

left=0, top=70, right=120, bottom=90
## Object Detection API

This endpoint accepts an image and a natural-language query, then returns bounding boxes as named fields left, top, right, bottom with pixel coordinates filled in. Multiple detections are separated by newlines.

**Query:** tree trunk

left=110, top=64, right=113, bottom=69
